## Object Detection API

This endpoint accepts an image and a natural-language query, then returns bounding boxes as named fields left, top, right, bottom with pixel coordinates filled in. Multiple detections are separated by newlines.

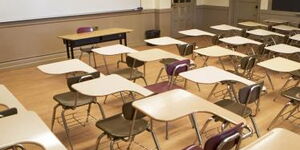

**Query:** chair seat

left=159, top=58, right=178, bottom=65
left=96, top=114, right=148, bottom=138
left=214, top=99, right=252, bottom=118
left=53, top=92, right=95, bottom=108
left=291, top=70, right=300, bottom=79
left=112, top=68, right=144, bottom=80
left=145, top=81, right=183, bottom=94
left=182, top=145, right=203, bottom=150
left=281, top=87, right=300, bottom=102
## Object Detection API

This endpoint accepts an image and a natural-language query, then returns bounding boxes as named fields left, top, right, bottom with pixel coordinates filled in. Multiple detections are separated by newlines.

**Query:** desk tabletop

left=58, top=28, right=132, bottom=41
left=241, top=128, right=300, bottom=150
left=247, top=29, right=285, bottom=37
left=210, top=24, right=242, bottom=31
left=0, top=111, right=66, bottom=150
left=265, top=44, right=300, bottom=54
left=127, top=48, right=186, bottom=62
left=219, top=36, right=262, bottom=46
left=144, top=36, right=187, bottom=46
left=72, top=74, right=153, bottom=97
left=272, top=25, right=300, bottom=31
left=257, top=57, right=300, bottom=72
left=290, top=34, right=300, bottom=41
left=92, top=44, right=138, bottom=56
left=238, top=21, right=268, bottom=28
left=133, top=89, right=246, bottom=124
left=194, top=45, right=247, bottom=57
left=0, top=85, right=26, bottom=112
left=179, top=29, right=216, bottom=37
left=264, top=19, right=288, bottom=24
left=37, top=59, right=97, bottom=75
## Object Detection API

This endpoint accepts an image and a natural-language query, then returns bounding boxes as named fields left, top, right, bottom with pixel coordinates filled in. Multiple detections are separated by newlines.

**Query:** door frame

left=229, top=0, right=261, bottom=25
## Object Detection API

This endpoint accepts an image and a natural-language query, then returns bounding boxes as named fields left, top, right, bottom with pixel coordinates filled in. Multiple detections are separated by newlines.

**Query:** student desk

left=210, top=24, right=242, bottom=31
left=37, top=59, right=97, bottom=75
left=179, top=29, right=216, bottom=37
left=179, top=66, right=264, bottom=100
left=290, top=34, right=300, bottom=42
left=0, top=84, right=26, bottom=112
left=247, top=29, right=285, bottom=44
left=257, top=57, right=300, bottom=90
left=238, top=21, right=268, bottom=29
left=58, top=28, right=132, bottom=59
left=264, top=44, right=300, bottom=55
left=144, top=36, right=186, bottom=46
left=272, top=25, right=300, bottom=33
left=219, top=36, right=262, bottom=54
left=92, top=44, right=138, bottom=74
left=241, top=128, right=300, bottom=150
left=132, top=89, right=247, bottom=149
left=194, top=45, right=246, bottom=70
left=0, top=111, right=66, bottom=150
left=264, top=19, right=288, bottom=25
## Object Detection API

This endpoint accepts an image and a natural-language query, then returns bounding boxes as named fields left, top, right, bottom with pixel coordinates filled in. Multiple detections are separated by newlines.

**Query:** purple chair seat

left=144, top=81, right=183, bottom=94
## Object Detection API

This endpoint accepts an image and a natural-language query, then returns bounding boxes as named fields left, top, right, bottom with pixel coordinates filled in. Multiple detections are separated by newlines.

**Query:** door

left=171, top=0, right=196, bottom=37
left=230, top=0, right=260, bottom=25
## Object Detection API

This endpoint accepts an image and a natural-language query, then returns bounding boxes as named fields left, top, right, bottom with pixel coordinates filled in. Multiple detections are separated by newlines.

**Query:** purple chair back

left=77, top=27, right=94, bottom=34
left=166, top=59, right=190, bottom=76
left=204, top=123, right=243, bottom=150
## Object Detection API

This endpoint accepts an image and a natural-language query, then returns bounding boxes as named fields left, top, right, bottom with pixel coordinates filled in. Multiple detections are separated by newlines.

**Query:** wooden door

left=230, top=0, right=260, bottom=25
left=171, top=0, right=196, bottom=37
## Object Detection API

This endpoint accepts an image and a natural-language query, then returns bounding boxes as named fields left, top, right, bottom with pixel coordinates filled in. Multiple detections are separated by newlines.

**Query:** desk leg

left=190, top=113, right=203, bottom=146
left=149, top=119, right=161, bottom=150
left=65, top=40, right=70, bottom=59
left=265, top=71, right=275, bottom=91
left=202, top=56, right=209, bottom=67
left=124, top=33, right=128, bottom=46
left=218, top=57, right=226, bottom=70
left=70, top=43, right=75, bottom=59
left=102, top=56, right=110, bottom=74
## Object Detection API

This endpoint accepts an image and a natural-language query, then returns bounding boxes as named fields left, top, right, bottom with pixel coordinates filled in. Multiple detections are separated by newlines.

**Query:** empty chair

left=112, top=56, right=147, bottom=85
left=160, top=43, right=196, bottom=65
left=51, top=72, right=105, bottom=150
left=77, top=26, right=98, bottom=68
left=201, top=82, right=264, bottom=138
left=227, top=56, right=257, bottom=79
left=95, top=101, right=159, bottom=150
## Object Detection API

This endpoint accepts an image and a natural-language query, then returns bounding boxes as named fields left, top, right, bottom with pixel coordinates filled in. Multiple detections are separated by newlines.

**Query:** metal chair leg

left=142, top=77, right=148, bottom=86
left=148, top=120, right=161, bottom=150
left=285, top=103, right=300, bottom=120
left=274, top=77, right=292, bottom=101
left=92, top=52, right=97, bottom=68
left=61, top=109, right=73, bottom=150
left=110, top=140, right=115, bottom=150
left=95, top=133, right=106, bottom=150
left=268, top=101, right=293, bottom=130
left=96, top=102, right=106, bottom=119
left=120, top=92, right=126, bottom=103
left=79, top=52, right=83, bottom=60
left=207, top=83, right=219, bottom=100
left=103, top=95, right=109, bottom=104
left=86, top=103, right=92, bottom=124
left=250, top=116, right=260, bottom=138
left=165, top=122, right=169, bottom=140
left=51, top=104, right=60, bottom=131
left=89, top=53, right=92, bottom=66
left=200, top=117, right=213, bottom=134
left=155, top=67, right=164, bottom=84
left=127, top=136, right=135, bottom=150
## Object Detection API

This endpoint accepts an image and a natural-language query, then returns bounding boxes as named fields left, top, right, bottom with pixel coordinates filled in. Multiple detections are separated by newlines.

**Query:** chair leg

left=155, top=67, right=164, bottom=84
left=274, top=77, right=292, bottom=101
left=61, top=109, right=73, bottom=150
left=120, top=92, right=126, bottom=103
left=95, top=133, right=106, bottom=150
left=110, top=140, right=115, bottom=150
left=148, top=125, right=161, bottom=150
left=51, top=104, right=60, bottom=131
left=79, top=52, right=83, bottom=60
left=221, top=122, right=229, bottom=131
left=103, top=95, right=109, bottom=104
left=200, top=118, right=214, bottom=134
left=96, top=102, right=106, bottom=119
left=207, top=83, right=219, bottom=100
left=268, top=101, right=293, bottom=130
left=142, top=77, right=148, bottom=86
left=86, top=103, right=92, bottom=124
left=92, top=52, right=97, bottom=68
left=285, top=103, right=300, bottom=120
left=127, top=136, right=135, bottom=150
left=165, top=122, right=169, bottom=140
left=250, top=116, right=260, bottom=138
left=89, top=53, right=92, bottom=66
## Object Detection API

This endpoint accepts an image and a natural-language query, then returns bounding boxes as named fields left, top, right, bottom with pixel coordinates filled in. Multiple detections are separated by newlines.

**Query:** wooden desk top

left=92, top=44, right=137, bottom=56
left=257, top=57, right=300, bottom=72
left=144, top=36, right=187, bottom=46
left=37, top=59, right=97, bottom=75
left=179, top=29, right=216, bottom=37
left=219, top=36, right=262, bottom=46
left=290, top=34, right=300, bottom=41
left=194, top=45, right=247, bottom=57
left=272, top=25, right=300, bottom=31
left=264, top=19, right=288, bottom=24
left=133, top=89, right=246, bottom=124
left=241, top=128, right=300, bottom=150
left=72, top=74, right=153, bottom=97
left=0, top=84, right=26, bottom=112
left=58, top=28, right=132, bottom=41
left=127, top=49, right=186, bottom=62
left=210, top=24, right=242, bottom=31
left=265, top=44, right=300, bottom=54
left=0, top=111, right=66, bottom=150
left=238, top=21, right=268, bottom=28
left=247, top=29, right=284, bottom=37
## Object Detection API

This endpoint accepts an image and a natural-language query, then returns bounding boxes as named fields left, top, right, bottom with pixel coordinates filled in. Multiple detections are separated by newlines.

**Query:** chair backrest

left=256, top=44, right=267, bottom=56
left=126, top=56, right=144, bottom=68
left=176, top=43, right=196, bottom=56
left=204, top=123, right=243, bottom=150
left=165, top=59, right=190, bottom=76
left=77, top=26, right=95, bottom=34
left=67, top=72, right=100, bottom=92
left=122, top=101, right=145, bottom=120
left=0, top=107, right=17, bottom=118
left=240, top=56, right=256, bottom=71
left=238, top=82, right=263, bottom=105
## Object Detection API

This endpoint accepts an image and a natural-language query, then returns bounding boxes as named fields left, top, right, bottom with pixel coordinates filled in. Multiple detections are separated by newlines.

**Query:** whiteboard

left=0, top=0, right=141, bottom=23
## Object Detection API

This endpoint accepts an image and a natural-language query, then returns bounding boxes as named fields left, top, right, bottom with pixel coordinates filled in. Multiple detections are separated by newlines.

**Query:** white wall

left=196, top=0, right=229, bottom=7
left=141, top=0, right=155, bottom=9
left=141, top=0, right=171, bottom=9
left=260, top=0, right=269, bottom=10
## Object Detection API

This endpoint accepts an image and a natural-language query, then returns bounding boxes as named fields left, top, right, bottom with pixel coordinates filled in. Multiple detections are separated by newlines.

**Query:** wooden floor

left=1, top=36, right=300, bottom=150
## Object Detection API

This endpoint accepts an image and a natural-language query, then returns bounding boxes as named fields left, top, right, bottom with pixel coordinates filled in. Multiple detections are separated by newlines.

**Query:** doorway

left=229, top=0, right=260, bottom=25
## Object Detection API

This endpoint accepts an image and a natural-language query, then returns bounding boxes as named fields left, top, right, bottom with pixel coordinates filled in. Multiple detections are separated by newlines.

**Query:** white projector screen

left=0, top=0, right=141, bottom=23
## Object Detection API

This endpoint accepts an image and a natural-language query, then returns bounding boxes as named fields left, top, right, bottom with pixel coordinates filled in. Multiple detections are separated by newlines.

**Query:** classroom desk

left=0, top=111, right=66, bottom=150
left=219, top=36, right=262, bottom=54
left=272, top=25, right=300, bottom=33
left=194, top=45, right=246, bottom=70
left=241, top=128, right=300, bottom=150
left=264, top=19, right=288, bottom=25
left=92, top=44, right=138, bottom=74
left=58, top=28, right=132, bottom=59
left=210, top=24, right=242, bottom=31
left=238, top=21, right=268, bottom=29
left=144, top=36, right=187, bottom=46
left=133, top=89, right=247, bottom=149
left=257, top=57, right=300, bottom=90
left=37, top=59, right=97, bottom=75
left=290, top=34, right=300, bottom=42
left=0, top=84, right=26, bottom=112
left=179, top=29, right=216, bottom=37
left=265, top=44, right=300, bottom=54
left=179, top=66, right=264, bottom=100
left=247, top=29, right=285, bottom=45
left=72, top=74, right=153, bottom=97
